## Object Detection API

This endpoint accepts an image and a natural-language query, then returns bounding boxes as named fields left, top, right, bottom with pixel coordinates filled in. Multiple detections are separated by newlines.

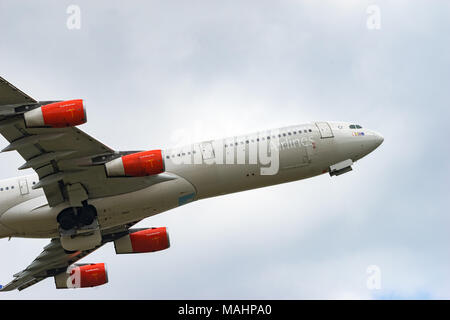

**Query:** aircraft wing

left=0, top=223, right=135, bottom=292
left=0, top=76, right=171, bottom=206
left=0, top=238, right=103, bottom=291
left=0, top=76, right=36, bottom=107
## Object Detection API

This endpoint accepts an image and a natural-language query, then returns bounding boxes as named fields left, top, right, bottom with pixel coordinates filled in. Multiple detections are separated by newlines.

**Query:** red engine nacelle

left=105, top=150, right=165, bottom=177
left=24, top=99, right=86, bottom=128
left=54, top=263, right=108, bottom=289
left=114, top=227, right=170, bottom=254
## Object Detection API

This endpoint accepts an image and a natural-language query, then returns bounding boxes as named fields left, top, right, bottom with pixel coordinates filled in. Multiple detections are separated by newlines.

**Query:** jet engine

left=114, top=227, right=170, bottom=254
left=24, top=99, right=86, bottom=128
left=54, top=263, right=108, bottom=289
left=105, top=150, right=164, bottom=177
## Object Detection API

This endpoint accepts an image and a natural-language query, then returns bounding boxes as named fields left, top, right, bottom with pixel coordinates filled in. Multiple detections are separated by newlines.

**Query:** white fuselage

left=0, top=121, right=383, bottom=239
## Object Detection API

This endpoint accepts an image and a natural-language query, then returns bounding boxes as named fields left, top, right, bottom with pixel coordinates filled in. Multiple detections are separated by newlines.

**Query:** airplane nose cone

left=366, top=131, right=384, bottom=153
left=374, top=132, right=384, bottom=147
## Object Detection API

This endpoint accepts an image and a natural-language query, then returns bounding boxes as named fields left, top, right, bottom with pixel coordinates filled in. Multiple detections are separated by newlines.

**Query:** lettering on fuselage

left=166, top=127, right=316, bottom=176
left=276, top=136, right=315, bottom=150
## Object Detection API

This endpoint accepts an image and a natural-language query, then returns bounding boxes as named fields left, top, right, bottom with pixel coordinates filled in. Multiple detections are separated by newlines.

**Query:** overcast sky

left=0, top=0, right=449, bottom=299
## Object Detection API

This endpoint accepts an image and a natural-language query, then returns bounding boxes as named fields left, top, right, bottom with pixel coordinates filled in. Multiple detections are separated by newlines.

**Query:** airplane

left=0, top=76, right=383, bottom=291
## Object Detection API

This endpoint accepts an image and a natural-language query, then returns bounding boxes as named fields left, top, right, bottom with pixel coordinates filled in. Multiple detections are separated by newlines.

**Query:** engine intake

left=114, top=227, right=170, bottom=254
left=54, top=263, right=108, bottom=289
left=105, top=150, right=164, bottom=177
left=24, top=99, right=86, bottom=128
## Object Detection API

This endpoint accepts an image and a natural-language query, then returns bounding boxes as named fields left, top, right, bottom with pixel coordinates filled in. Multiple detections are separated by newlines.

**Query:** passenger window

left=308, top=129, right=312, bottom=132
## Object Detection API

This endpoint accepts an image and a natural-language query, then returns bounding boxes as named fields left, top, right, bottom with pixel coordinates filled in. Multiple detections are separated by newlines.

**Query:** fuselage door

left=315, top=122, right=334, bottom=139
left=199, top=141, right=215, bottom=160
left=19, top=178, right=29, bottom=195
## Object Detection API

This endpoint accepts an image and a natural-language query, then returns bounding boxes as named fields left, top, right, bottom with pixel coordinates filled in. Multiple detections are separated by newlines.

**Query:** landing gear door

left=19, top=178, right=29, bottom=195
left=315, top=122, right=334, bottom=139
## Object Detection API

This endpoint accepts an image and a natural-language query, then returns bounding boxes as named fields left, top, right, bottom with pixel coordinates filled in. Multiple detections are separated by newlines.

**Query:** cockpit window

left=349, top=124, right=363, bottom=129
left=356, top=125, right=362, bottom=129
left=349, top=125, right=356, bottom=129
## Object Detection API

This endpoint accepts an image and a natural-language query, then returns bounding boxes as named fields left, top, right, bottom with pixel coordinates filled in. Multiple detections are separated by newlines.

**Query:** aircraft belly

left=94, top=175, right=196, bottom=230
left=0, top=175, right=196, bottom=238
left=169, top=160, right=322, bottom=200
left=0, top=196, right=59, bottom=238
left=0, top=221, right=13, bottom=238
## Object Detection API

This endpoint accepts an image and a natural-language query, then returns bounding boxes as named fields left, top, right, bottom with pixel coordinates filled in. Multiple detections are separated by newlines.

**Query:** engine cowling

left=105, top=150, right=164, bottom=177
left=114, top=227, right=170, bottom=254
left=24, top=99, right=86, bottom=128
left=54, top=263, right=108, bottom=289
